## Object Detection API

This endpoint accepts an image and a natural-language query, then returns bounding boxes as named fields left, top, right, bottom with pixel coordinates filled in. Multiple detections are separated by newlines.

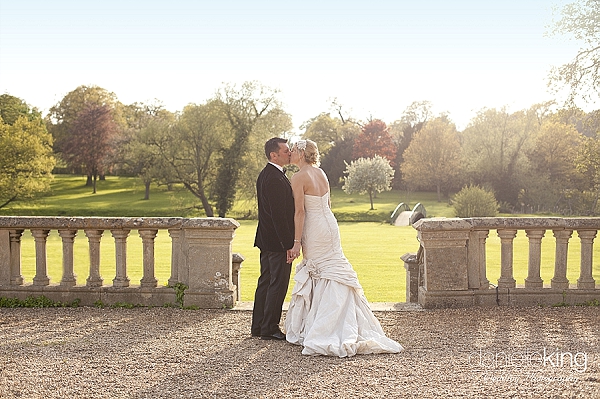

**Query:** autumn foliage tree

left=63, top=104, right=117, bottom=193
left=352, top=119, right=397, bottom=166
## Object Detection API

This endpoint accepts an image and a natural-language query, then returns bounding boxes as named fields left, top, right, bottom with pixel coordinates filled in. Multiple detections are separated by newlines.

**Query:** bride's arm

left=290, top=174, right=305, bottom=260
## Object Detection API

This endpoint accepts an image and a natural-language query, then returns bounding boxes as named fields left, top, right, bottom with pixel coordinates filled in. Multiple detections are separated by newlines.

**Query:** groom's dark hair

left=264, top=137, right=288, bottom=160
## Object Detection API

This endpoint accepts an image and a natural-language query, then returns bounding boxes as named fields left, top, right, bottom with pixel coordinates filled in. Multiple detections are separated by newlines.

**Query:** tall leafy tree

left=212, top=81, right=284, bottom=217
left=150, top=101, right=226, bottom=217
left=549, top=0, right=600, bottom=105
left=116, top=102, right=174, bottom=200
left=352, top=119, right=397, bottom=166
left=575, top=132, right=600, bottom=213
left=460, top=107, right=538, bottom=206
left=62, top=104, right=118, bottom=194
left=0, top=95, right=55, bottom=208
left=47, top=85, right=121, bottom=153
left=343, top=155, right=394, bottom=210
left=401, top=117, right=462, bottom=202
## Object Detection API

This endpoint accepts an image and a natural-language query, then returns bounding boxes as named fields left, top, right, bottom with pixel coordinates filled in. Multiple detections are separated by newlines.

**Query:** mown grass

left=4, top=175, right=599, bottom=303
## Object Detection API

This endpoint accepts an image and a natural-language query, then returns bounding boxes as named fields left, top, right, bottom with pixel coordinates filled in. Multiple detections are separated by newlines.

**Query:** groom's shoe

left=260, top=330, right=286, bottom=340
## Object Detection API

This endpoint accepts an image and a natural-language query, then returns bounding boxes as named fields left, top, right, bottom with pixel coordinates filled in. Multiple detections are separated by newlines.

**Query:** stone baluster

left=497, top=229, right=517, bottom=288
left=577, top=230, right=597, bottom=289
left=232, top=252, right=245, bottom=301
left=168, top=228, right=182, bottom=286
left=524, top=229, right=545, bottom=288
left=9, top=230, right=24, bottom=285
left=139, top=229, right=158, bottom=288
left=58, top=229, right=77, bottom=286
left=477, top=230, right=490, bottom=289
left=551, top=229, right=572, bottom=289
left=85, top=230, right=104, bottom=287
left=111, top=229, right=130, bottom=288
left=31, top=229, right=50, bottom=286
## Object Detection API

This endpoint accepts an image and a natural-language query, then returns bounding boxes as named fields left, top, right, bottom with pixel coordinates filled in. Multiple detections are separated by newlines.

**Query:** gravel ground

left=0, top=305, right=599, bottom=399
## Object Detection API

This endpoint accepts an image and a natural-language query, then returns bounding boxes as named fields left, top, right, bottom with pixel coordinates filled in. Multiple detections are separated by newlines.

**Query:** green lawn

left=4, top=175, right=599, bottom=303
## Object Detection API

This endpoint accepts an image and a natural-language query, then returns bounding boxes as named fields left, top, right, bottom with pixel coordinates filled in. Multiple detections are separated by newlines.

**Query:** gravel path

left=1, top=306, right=599, bottom=398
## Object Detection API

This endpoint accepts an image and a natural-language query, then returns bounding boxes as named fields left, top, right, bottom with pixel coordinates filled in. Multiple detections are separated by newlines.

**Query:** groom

left=251, top=137, right=295, bottom=340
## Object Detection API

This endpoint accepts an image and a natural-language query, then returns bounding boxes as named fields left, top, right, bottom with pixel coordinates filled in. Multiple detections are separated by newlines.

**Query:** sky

left=0, top=0, right=595, bottom=132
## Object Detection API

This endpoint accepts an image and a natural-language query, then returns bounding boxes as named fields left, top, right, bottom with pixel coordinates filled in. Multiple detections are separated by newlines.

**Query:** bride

left=284, top=139, right=403, bottom=357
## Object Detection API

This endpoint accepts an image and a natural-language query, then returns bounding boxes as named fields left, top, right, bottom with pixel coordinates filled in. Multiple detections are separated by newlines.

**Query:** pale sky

left=0, top=0, right=594, bottom=132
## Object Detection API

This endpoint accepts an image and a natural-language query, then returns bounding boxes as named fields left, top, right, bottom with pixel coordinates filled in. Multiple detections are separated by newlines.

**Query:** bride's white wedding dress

left=285, top=192, right=403, bottom=357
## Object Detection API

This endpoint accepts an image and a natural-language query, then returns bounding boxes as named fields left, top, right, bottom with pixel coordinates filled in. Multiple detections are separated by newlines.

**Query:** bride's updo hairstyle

left=296, top=139, right=320, bottom=166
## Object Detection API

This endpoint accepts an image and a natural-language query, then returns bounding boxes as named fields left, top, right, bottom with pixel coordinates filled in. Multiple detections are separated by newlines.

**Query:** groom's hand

left=286, top=249, right=295, bottom=264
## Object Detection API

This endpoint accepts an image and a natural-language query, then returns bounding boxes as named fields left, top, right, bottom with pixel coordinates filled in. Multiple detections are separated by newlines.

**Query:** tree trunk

left=86, top=174, right=92, bottom=186
left=369, top=190, right=374, bottom=210
left=144, top=181, right=150, bottom=200
left=92, top=175, right=97, bottom=194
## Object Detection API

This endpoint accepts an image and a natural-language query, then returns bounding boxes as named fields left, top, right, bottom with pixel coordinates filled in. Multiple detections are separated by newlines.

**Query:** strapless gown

left=285, top=192, right=403, bottom=357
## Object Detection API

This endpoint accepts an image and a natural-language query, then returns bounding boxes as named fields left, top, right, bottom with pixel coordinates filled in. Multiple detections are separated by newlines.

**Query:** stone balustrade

left=0, top=216, right=242, bottom=308
left=403, top=217, right=600, bottom=308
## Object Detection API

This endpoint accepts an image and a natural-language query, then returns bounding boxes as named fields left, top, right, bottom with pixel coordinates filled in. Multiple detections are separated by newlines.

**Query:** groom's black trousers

left=252, top=250, right=292, bottom=336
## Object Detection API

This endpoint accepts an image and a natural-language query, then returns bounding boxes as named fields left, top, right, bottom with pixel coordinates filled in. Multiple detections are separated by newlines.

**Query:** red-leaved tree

left=63, top=104, right=117, bottom=193
left=352, top=119, right=397, bottom=166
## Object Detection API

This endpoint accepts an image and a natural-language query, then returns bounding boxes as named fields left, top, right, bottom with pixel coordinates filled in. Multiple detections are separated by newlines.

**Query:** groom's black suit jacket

left=254, top=163, right=295, bottom=252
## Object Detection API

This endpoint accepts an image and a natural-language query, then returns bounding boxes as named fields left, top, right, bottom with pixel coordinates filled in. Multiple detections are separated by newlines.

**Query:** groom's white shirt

left=268, top=162, right=284, bottom=173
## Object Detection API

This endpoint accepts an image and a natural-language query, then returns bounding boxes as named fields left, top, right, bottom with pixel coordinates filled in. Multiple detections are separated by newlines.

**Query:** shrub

left=452, top=185, right=499, bottom=217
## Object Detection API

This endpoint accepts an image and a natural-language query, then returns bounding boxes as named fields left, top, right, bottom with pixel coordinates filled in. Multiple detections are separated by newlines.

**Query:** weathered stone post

left=0, top=230, right=10, bottom=285
left=232, top=252, right=245, bottom=302
left=58, top=229, right=78, bottom=287
left=401, top=252, right=419, bottom=303
left=180, top=218, right=239, bottom=308
left=414, top=218, right=472, bottom=308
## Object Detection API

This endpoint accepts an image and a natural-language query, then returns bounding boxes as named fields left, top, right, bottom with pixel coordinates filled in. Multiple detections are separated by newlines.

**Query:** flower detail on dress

left=306, top=259, right=321, bottom=279
left=296, top=140, right=307, bottom=151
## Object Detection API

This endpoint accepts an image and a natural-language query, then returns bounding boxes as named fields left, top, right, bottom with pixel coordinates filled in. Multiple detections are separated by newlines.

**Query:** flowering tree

left=63, top=104, right=117, bottom=193
left=352, top=119, right=397, bottom=166
left=343, top=155, right=394, bottom=210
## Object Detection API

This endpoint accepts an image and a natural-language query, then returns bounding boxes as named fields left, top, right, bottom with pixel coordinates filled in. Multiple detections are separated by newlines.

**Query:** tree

left=549, top=0, right=600, bottom=105
left=352, top=119, right=397, bottom=166
left=401, top=117, right=462, bottom=202
left=301, top=113, right=344, bottom=156
left=0, top=94, right=42, bottom=124
left=342, top=156, right=394, bottom=210
left=116, top=102, right=174, bottom=200
left=0, top=95, right=55, bottom=208
left=151, top=101, right=227, bottom=217
left=62, top=104, right=118, bottom=194
left=460, top=107, right=538, bottom=206
left=212, top=81, right=284, bottom=217
left=575, top=133, right=600, bottom=213
left=47, top=85, right=121, bottom=152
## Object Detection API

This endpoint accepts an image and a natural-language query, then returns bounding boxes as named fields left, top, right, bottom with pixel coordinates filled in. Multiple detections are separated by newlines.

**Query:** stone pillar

left=181, top=219, right=238, bottom=308
left=232, top=252, right=245, bottom=302
left=0, top=230, right=10, bottom=285
left=577, top=230, right=596, bottom=289
left=111, top=229, right=130, bottom=288
left=401, top=252, right=419, bottom=302
left=58, top=229, right=78, bottom=287
left=497, top=229, right=517, bottom=289
left=524, top=229, right=545, bottom=288
left=31, top=229, right=50, bottom=286
left=139, top=229, right=158, bottom=288
left=467, top=230, right=489, bottom=289
left=418, top=225, right=470, bottom=291
left=85, top=230, right=104, bottom=287
left=168, top=228, right=182, bottom=287
left=9, top=230, right=24, bottom=285
left=551, top=229, right=572, bottom=289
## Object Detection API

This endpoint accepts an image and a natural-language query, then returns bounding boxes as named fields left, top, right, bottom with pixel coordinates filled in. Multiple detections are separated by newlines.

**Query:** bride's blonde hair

left=295, top=139, right=320, bottom=166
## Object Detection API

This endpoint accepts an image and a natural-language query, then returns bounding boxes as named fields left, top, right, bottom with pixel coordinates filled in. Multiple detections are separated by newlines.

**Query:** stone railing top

left=414, top=217, right=600, bottom=231
left=0, top=216, right=240, bottom=230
